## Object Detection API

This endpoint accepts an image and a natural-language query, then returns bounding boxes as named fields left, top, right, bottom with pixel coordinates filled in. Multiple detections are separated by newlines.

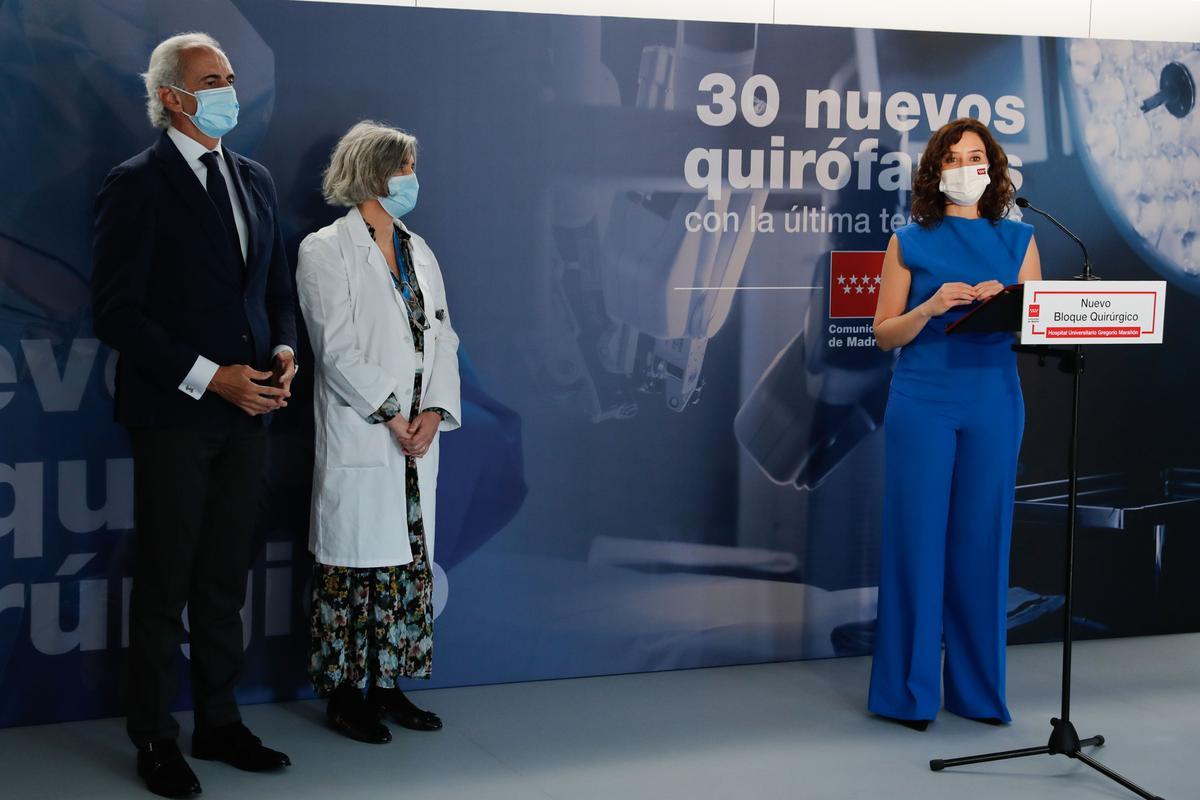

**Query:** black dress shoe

left=368, top=686, right=443, bottom=732
left=192, top=722, right=291, bottom=771
left=327, top=684, right=393, bottom=744
left=137, top=739, right=202, bottom=798
left=877, top=714, right=931, bottom=731
left=966, top=716, right=1008, bottom=726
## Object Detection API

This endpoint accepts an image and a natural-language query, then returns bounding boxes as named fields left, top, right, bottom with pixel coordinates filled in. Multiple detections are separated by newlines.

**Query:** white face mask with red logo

left=939, top=163, right=991, bottom=206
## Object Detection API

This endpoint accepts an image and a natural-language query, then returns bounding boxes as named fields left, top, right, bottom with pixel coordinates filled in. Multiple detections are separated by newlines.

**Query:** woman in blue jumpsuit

left=868, top=118, right=1041, bottom=729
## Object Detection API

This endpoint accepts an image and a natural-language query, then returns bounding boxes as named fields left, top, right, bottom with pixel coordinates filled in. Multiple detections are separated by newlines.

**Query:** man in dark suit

left=92, top=33, right=296, bottom=799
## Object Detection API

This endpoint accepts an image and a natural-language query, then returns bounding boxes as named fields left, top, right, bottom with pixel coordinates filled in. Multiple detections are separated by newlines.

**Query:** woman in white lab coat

left=297, top=121, right=461, bottom=744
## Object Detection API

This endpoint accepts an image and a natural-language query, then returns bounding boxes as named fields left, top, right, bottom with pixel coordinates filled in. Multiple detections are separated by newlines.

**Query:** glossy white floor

left=1, top=634, right=1193, bottom=800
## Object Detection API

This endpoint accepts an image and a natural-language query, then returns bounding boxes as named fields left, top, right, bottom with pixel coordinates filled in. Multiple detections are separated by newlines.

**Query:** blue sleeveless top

left=891, top=216, right=1034, bottom=400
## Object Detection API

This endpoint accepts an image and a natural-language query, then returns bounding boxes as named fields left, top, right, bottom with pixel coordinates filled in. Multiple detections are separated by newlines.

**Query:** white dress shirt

left=166, top=127, right=293, bottom=399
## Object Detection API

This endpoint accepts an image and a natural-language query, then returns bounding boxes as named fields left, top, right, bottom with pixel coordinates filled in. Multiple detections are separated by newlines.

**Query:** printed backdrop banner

left=1, top=0, right=1198, bottom=728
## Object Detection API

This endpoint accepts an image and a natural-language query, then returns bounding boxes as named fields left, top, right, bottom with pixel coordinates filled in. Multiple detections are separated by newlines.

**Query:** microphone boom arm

left=1015, top=197, right=1098, bottom=280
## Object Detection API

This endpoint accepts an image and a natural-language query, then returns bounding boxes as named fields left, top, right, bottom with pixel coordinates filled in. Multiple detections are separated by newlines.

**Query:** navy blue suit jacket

left=92, top=131, right=297, bottom=429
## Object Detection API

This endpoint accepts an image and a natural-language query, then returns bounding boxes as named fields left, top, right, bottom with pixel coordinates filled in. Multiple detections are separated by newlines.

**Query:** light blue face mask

left=171, top=85, right=239, bottom=139
left=379, top=173, right=419, bottom=218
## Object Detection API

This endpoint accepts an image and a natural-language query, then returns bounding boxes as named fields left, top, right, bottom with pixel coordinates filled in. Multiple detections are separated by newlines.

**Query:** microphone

left=1015, top=197, right=1098, bottom=280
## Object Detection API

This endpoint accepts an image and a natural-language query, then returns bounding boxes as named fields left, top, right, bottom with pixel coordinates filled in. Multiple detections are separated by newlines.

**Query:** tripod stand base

left=930, top=718, right=1164, bottom=800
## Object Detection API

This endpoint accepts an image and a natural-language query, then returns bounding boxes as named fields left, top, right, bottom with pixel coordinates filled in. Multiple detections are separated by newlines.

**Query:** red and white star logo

left=829, top=252, right=885, bottom=318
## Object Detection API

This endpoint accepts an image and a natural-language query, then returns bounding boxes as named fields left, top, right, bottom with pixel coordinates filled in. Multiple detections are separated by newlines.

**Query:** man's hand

left=272, top=351, right=297, bottom=393
left=209, top=364, right=289, bottom=416
left=403, top=411, right=441, bottom=458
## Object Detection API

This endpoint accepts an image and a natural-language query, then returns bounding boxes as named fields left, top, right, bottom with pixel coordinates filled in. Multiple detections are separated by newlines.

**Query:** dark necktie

left=199, top=150, right=244, bottom=268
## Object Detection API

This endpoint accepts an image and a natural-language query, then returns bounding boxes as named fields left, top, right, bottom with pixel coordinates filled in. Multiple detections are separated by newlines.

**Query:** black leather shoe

left=368, top=686, right=443, bottom=732
left=327, top=684, right=392, bottom=744
left=192, top=722, right=291, bottom=771
left=877, top=714, right=931, bottom=731
left=137, top=739, right=202, bottom=798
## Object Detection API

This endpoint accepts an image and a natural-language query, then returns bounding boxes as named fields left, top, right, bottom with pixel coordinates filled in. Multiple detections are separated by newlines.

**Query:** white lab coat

left=296, top=206, right=461, bottom=568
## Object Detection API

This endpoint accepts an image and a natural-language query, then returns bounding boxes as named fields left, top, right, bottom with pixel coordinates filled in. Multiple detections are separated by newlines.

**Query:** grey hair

left=142, top=32, right=225, bottom=129
left=322, top=121, right=418, bottom=207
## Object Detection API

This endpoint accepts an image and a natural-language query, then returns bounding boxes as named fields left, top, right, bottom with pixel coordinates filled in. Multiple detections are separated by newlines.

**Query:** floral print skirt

left=308, top=372, right=434, bottom=694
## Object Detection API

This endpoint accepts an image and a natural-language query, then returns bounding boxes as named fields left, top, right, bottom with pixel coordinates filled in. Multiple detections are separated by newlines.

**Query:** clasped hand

left=386, top=410, right=440, bottom=458
left=210, top=352, right=294, bottom=416
left=923, top=280, right=1005, bottom=317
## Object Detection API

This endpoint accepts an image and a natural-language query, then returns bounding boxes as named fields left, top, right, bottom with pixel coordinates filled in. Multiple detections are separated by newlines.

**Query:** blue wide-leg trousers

left=868, top=382, right=1024, bottom=722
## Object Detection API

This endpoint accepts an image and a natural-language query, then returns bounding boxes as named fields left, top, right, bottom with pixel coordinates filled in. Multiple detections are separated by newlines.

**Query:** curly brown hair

left=911, top=118, right=1015, bottom=227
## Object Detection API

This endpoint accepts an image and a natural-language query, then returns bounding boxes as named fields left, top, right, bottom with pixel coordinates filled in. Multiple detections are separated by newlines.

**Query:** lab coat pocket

left=326, top=403, right=390, bottom=469
left=425, top=311, right=442, bottom=341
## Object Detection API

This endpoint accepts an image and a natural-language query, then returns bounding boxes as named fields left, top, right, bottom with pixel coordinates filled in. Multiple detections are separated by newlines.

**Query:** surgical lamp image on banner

left=1062, top=40, right=1200, bottom=292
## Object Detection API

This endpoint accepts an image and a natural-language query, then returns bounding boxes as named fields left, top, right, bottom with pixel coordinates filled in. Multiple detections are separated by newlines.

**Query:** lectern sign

left=1020, top=280, right=1166, bottom=345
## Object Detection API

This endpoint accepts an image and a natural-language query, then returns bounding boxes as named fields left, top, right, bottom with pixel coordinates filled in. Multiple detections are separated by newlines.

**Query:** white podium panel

left=1020, top=280, right=1166, bottom=345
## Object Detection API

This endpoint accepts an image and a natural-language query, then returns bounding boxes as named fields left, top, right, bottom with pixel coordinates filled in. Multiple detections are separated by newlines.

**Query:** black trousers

left=125, top=423, right=267, bottom=746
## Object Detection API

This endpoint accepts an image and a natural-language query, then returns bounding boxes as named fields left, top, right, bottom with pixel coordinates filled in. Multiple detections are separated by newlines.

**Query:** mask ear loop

left=168, top=85, right=198, bottom=120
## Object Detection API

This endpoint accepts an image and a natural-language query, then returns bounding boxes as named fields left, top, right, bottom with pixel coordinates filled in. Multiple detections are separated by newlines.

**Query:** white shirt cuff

left=272, top=345, right=297, bottom=375
left=178, top=356, right=220, bottom=400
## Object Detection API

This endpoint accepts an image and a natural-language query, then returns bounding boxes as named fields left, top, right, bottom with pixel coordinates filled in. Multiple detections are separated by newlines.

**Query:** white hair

left=322, top=121, right=419, bottom=207
left=141, top=32, right=226, bottom=129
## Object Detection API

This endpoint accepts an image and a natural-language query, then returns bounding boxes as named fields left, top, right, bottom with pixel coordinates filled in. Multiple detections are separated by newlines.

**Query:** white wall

left=295, top=0, right=1200, bottom=41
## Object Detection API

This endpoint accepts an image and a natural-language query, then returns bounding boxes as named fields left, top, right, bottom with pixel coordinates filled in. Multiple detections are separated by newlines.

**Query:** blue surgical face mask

left=379, top=173, right=419, bottom=218
left=171, top=85, right=239, bottom=139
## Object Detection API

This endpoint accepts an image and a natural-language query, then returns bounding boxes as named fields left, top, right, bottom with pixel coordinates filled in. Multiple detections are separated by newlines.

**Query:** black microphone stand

left=929, top=199, right=1165, bottom=800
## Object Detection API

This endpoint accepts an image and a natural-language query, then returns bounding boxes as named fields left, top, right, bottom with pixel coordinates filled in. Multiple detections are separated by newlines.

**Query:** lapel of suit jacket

left=224, top=148, right=261, bottom=275
left=152, top=132, right=239, bottom=277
